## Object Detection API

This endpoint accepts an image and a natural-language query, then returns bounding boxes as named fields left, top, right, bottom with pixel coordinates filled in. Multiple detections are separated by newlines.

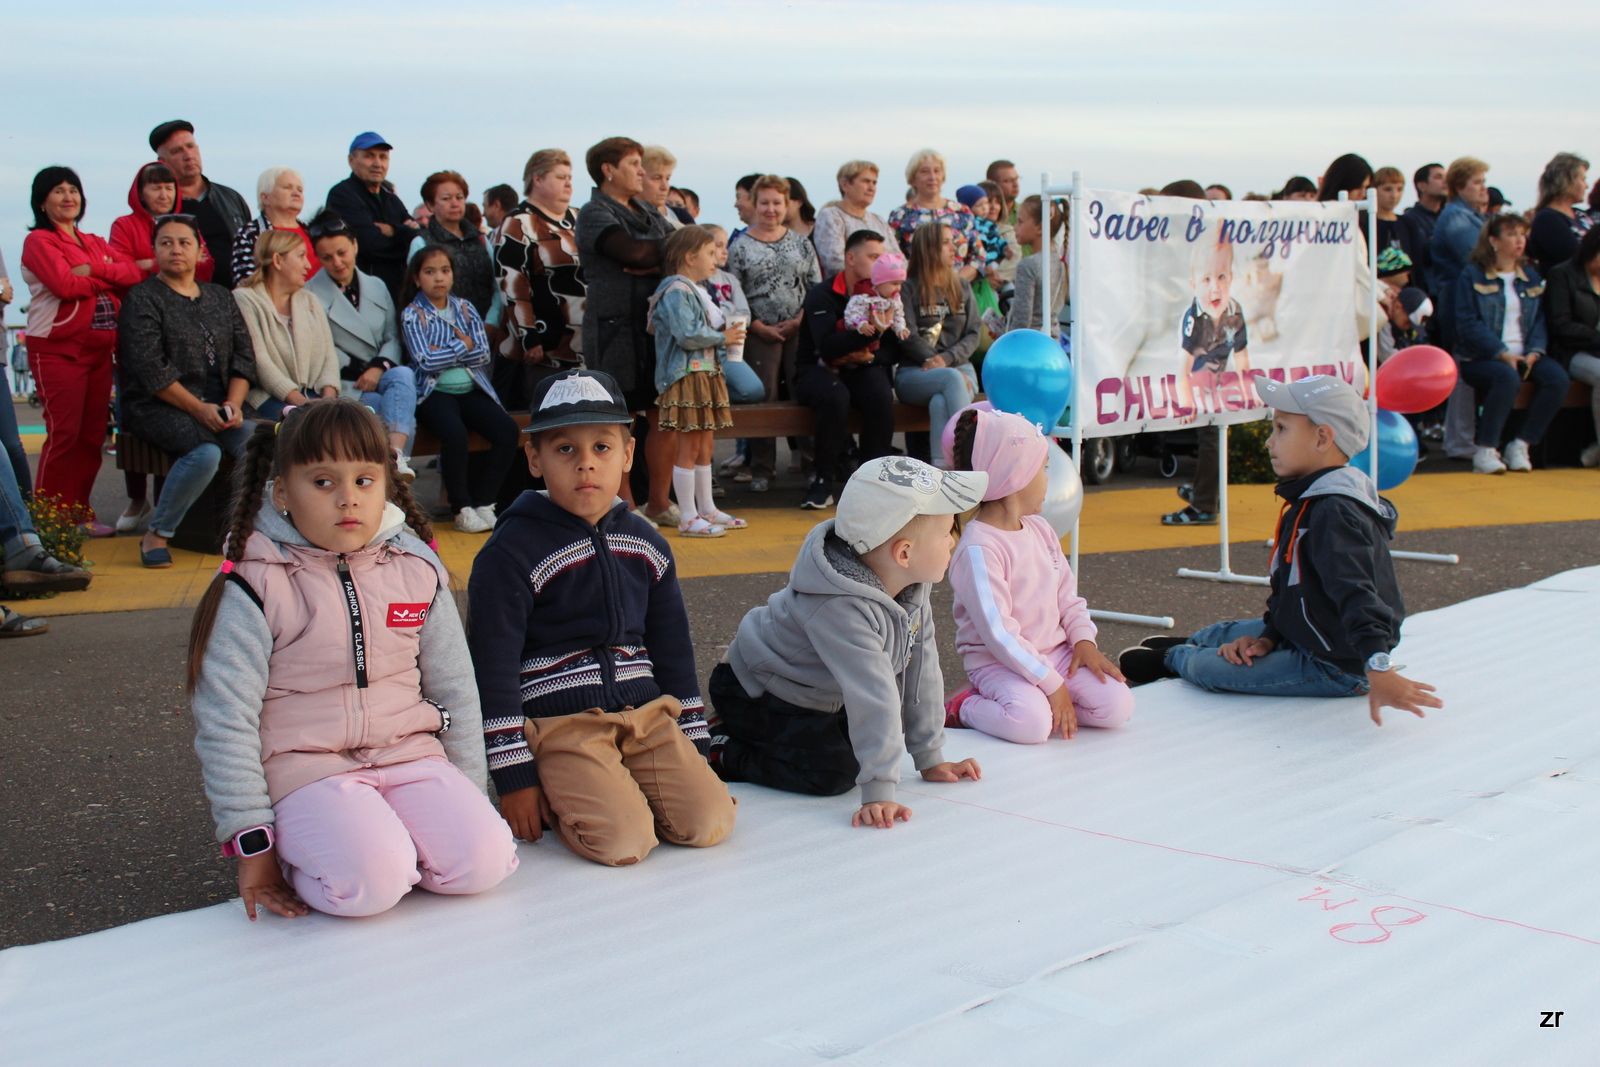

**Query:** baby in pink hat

left=842, top=252, right=912, bottom=342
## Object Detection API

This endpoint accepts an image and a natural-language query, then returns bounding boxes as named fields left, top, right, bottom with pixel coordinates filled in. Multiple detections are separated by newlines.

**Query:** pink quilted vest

left=234, top=519, right=450, bottom=804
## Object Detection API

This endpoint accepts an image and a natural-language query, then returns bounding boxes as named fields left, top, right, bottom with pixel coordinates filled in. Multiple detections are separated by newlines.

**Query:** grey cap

left=835, top=457, right=987, bottom=554
left=1256, top=375, right=1370, bottom=457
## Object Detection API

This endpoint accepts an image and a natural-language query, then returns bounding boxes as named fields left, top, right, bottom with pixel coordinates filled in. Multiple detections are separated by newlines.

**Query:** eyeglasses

left=308, top=215, right=350, bottom=240
left=153, top=212, right=198, bottom=227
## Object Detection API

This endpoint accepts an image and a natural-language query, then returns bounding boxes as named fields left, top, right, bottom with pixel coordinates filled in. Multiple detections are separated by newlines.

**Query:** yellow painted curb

left=14, top=469, right=1600, bottom=618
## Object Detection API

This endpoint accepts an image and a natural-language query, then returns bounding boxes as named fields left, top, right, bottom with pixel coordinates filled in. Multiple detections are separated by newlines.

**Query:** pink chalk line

left=899, top=789, right=1600, bottom=949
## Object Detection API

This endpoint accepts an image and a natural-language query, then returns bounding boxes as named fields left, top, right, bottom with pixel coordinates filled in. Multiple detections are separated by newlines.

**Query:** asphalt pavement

left=5, top=511, right=1597, bottom=948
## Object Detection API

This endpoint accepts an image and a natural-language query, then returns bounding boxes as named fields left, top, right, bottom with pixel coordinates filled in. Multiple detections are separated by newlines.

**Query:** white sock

left=672, top=466, right=698, bottom=521
left=694, top=465, right=715, bottom=519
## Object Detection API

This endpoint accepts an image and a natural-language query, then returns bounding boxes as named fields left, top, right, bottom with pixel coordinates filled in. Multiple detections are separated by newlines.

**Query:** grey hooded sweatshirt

left=725, top=519, right=947, bottom=804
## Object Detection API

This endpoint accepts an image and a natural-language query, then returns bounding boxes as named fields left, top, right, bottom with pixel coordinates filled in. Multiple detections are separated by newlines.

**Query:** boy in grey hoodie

left=709, top=457, right=988, bottom=829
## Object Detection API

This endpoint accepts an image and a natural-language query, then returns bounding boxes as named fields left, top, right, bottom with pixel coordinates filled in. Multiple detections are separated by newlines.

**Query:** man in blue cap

left=325, top=132, right=420, bottom=299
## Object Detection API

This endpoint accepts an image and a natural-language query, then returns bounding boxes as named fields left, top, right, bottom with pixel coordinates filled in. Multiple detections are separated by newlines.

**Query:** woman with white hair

left=812, top=160, right=896, bottom=276
left=228, top=167, right=317, bottom=287
left=886, top=148, right=984, bottom=283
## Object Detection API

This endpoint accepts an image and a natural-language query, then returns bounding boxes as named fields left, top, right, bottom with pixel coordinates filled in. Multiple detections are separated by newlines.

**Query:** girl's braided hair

left=949, top=407, right=981, bottom=472
left=185, top=399, right=437, bottom=693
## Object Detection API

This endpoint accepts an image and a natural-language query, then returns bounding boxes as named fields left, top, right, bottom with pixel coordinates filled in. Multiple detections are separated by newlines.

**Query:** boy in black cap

left=467, top=369, right=734, bottom=866
left=1121, top=376, right=1442, bottom=726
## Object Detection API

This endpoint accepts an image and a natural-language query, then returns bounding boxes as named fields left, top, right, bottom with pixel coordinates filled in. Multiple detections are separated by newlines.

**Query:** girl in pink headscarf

left=944, top=409, right=1133, bottom=743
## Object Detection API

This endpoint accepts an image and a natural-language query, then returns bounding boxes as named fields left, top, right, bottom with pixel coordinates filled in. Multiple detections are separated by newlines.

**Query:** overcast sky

left=4, top=0, right=1594, bottom=325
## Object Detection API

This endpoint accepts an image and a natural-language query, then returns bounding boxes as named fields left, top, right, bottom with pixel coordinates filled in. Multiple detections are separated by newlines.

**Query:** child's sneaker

left=707, top=735, right=731, bottom=780
left=1472, top=447, right=1507, bottom=474
left=943, top=687, right=973, bottom=729
left=1139, top=635, right=1188, bottom=653
left=394, top=451, right=417, bottom=483
left=1118, top=646, right=1176, bottom=687
left=1502, top=438, right=1532, bottom=472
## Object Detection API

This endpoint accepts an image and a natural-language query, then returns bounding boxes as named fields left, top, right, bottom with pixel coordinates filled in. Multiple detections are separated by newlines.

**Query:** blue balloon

left=1348, top=409, right=1418, bottom=490
left=981, top=328, right=1074, bottom=432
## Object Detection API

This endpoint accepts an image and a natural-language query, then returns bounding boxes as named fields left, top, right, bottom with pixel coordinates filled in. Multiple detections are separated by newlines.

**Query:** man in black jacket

left=1120, top=376, right=1442, bottom=726
left=792, top=229, right=901, bottom=510
left=325, top=132, right=420, bottom=300
left=150, top=120, right=251, bottom=288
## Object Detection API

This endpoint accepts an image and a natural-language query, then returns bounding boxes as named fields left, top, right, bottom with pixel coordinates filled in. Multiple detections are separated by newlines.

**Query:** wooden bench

left=411, top=402, right=933, bottom=458
left=1514, top=379, right=1591, bottom=409
left=115, top=433, right=175, bottom=477
left=114, top=431, right=230, bottom=554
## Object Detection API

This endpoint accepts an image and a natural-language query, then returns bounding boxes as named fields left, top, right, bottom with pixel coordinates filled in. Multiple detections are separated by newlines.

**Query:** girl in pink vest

left=944, top=409, right=1135, bottom=743
left=187, top=399, right=517, bottom=920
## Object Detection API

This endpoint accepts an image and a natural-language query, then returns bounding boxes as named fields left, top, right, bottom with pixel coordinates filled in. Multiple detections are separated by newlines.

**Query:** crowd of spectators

left=4, top=124, right=1598, bottom=630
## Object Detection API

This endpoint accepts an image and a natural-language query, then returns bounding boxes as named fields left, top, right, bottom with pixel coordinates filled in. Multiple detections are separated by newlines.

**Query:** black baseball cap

left=149, top=119, right=195, bottom=153
left=524, top=370, right=634, bottom=434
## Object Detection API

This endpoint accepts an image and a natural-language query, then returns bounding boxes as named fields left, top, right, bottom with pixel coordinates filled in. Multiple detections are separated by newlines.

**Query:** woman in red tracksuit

left=20, top=166, right=144, bottom=531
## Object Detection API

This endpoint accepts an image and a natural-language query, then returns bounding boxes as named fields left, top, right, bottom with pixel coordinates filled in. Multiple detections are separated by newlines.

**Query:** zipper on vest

left=336, top=554, right=370, bottom=689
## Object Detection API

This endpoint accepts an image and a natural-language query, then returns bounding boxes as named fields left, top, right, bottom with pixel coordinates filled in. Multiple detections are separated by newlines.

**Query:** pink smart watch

left=220, top=824, right=275, bottom=859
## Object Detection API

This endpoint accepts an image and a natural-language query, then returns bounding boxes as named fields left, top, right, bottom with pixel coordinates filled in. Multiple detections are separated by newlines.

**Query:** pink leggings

left=273, top=757, right=518, bottom=918
left=960, top=645, right=1135, bottom=744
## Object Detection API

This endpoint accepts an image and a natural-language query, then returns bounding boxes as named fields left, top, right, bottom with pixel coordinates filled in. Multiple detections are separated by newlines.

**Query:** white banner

left=1074, top=191, right=1365, bottom=438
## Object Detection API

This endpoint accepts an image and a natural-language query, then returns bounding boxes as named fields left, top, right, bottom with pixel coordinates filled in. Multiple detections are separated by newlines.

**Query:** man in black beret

left=150, top=119, right=251, bottom=287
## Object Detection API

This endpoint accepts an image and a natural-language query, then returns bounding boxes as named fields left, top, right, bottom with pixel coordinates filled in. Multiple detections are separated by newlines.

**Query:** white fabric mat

left=3, top=569, right=1597, bottom=1066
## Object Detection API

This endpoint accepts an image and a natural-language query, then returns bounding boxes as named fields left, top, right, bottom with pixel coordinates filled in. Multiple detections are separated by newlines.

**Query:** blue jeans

left=1, top=437, right=38, bottom=560
left=722, top=360, right=765, bottom=405
left=148, top=425, right=251, bottom=539
left=352, top=365, right=418, bottom=445
left=1458, top=355, right=1569, bottom=448
left=0, top=369, right=31, bottom=499
left=894, top=363, right=977, bottom=465
left=249, top=397, right=290, bottom=422
left=1165, top=618, right=1368, bottom=698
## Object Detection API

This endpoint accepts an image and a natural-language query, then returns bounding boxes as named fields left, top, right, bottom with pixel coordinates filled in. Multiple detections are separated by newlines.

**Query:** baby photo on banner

left=1076, top=191, right=1365, bottom=437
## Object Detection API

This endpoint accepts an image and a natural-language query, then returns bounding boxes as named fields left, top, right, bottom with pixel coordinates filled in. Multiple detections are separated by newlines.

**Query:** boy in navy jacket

left=1120, top=376, right=1442, bottom=726
left=468, top=369, right=734, bottom=865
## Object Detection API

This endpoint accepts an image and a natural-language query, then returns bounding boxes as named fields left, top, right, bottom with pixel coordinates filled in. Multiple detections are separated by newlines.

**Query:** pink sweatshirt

left=948, top=514, right=1097, bottom=695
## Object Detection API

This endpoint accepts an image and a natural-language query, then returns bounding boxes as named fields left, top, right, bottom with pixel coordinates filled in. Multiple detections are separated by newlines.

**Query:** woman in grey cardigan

left=895, top=221, right=979, bottom=466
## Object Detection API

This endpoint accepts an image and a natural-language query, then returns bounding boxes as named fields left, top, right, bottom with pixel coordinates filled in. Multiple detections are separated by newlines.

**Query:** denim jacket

left=648, top=275, right=725, bottom=394
left=1427, top=199, right=1485, bottom=295
left=1451, top=263, right=1548, bottom=362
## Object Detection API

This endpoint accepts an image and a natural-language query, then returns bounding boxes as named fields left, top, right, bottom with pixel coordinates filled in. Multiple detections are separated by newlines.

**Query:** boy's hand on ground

left=852, top=801, right=912, bottom=828
left=500, top=786, right=551, bottom=842
left=1068, top=640, right=1124, bottom=682
left=1367, top=670, right=1443, bottom=726
left=1048, top=685, right=1078, bottom=739
left=236, top=851, right=309, bottom=922
left=1220, top=635, right=1275, bottom=666
left=922, top=758, right=982, bottom=783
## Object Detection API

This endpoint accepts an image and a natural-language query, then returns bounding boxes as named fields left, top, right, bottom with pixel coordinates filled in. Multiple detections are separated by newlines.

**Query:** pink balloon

left=941, top=400, right=995, bottom=461
left=1376, top=345, right=1457, bottom=414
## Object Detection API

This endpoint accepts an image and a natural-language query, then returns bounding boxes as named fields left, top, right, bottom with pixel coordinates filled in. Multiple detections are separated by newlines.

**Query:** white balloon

left=1040, top=441, right=1083, bottom=536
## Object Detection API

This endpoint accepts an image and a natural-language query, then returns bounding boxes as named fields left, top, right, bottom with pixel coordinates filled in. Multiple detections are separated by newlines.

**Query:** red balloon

left=1376, top=345, right=1457, bottom=414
